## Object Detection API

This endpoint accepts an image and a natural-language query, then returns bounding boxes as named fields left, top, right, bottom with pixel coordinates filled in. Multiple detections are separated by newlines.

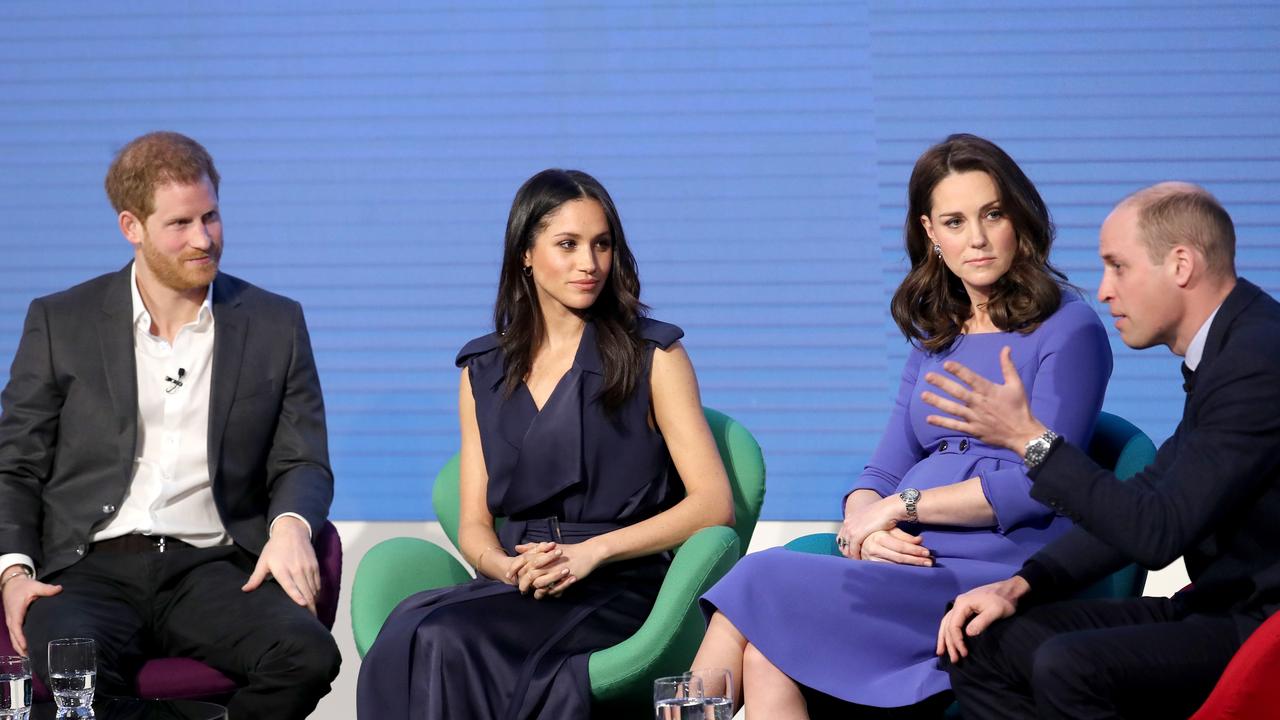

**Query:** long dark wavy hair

left=494, top=169, right=648, bottom=411
left=890, top=133, right=1067, bottom=353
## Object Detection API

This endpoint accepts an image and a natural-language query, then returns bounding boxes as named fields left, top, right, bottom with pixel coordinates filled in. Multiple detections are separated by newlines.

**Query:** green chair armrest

left=351, top=537, right=474, bottom=657
left=783, top=532, right=840, bottom=556
left=589, top=525, right=740, bottom=710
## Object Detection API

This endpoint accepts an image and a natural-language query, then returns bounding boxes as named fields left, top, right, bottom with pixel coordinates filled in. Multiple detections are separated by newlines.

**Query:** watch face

left=901, top=488, right=919, bottom=502
left=1026, top=434, right=1054, bottom=466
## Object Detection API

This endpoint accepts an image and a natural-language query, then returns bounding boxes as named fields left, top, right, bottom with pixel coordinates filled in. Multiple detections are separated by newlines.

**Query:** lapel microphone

left=165, top=368, right=187, bottom=394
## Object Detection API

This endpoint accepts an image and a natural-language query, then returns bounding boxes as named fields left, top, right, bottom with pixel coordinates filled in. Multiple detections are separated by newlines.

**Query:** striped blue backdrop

left=1, top=1, right=1277, bottom=520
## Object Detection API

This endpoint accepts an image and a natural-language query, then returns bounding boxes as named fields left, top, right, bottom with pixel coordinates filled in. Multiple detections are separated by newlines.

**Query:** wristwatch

left=1024, top=428, right=1060, bottom=469
left=899, top=487, right=920, bottom=523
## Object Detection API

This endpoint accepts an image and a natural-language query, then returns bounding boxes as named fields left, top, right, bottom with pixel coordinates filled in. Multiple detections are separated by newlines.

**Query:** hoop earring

left=523, top=265, right=532, bottom=277
left=932, top=244, right=942, bottom=259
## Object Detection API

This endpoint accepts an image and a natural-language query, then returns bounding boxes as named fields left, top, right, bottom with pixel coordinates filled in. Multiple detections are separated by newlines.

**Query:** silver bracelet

left=0, top=566, right=33, bottom=591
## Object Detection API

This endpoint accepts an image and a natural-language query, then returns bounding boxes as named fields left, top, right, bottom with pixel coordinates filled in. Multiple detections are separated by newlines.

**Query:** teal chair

left=783, top=411, right=1157, bottom=717
left=351, top=407, right=765, bottom=717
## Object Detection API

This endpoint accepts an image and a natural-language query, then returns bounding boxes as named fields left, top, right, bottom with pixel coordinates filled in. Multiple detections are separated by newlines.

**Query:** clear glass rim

left=47, top=638, right=95, bottom=647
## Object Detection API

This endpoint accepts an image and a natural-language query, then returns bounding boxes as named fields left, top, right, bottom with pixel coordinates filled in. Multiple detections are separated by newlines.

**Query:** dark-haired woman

left=357, top=169, right=734, bottom=720
left=692, top=134, right=1113, bottom=716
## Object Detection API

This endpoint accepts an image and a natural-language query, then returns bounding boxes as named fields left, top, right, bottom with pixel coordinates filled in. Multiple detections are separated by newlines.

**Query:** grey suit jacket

left=0, top=263, right=333, bottom=577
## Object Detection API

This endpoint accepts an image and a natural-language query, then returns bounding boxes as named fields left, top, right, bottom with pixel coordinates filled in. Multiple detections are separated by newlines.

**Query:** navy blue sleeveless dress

left=357, top=319, right=685, bottom=720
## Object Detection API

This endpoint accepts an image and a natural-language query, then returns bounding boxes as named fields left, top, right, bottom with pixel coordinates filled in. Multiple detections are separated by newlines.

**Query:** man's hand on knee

left=2, top=570, right=62, bottom=656
left=241, top=517, right=320, bottom=615
left=936, top=576, right=1029, bottom=664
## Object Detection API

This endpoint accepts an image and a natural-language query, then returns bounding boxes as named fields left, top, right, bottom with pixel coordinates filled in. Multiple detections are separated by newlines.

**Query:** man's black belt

left=89, top=534, right=194, bottom=554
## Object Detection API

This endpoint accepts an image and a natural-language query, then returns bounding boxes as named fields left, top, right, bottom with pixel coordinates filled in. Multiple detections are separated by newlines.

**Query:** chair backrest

left=1087, top=411, right=1157, bottom=488
left=1076, top=410, right=1158, bottom=599
left=314, top=520, right=344, bottom=630
left=431, top=406, right=766, bottom=557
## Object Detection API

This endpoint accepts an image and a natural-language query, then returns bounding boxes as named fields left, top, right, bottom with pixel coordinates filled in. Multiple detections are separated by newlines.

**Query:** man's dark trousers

left=24, top=542, right=339, bottom=719
left=947, top=596, right=1240, bottom=719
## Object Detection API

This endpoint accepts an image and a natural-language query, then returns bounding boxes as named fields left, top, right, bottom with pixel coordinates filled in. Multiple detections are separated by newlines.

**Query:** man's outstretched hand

left=2, top=569, right=62, bottom=656
left=242, top=516, right=319, bottom=614
left=936, top=576, right=1029, bottom=664
left=922, top=346, right=1046, bottom=456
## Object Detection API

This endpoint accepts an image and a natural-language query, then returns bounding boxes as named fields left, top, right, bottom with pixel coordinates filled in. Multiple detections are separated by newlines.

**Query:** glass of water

left=1, top=656, right=33, bottom=720
left=688, top=667, right=734, bottom=720
left=653, top=673, right=701, bottom=719
left=47, top=639, right=96, bottom=717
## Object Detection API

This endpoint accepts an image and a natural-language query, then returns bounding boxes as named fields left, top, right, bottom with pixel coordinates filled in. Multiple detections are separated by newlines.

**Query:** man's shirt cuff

left=269, top=513, right=313, bottom=539
left=0, top=553, right=36, bottom=577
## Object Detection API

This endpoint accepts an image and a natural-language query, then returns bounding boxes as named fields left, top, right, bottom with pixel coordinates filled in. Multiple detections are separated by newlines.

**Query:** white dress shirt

left=1184, top=303, right=1223, bottom=372
left=94, top=265, right=227, bottom=546
left=1, top=268, right=224, bottom=576
left=2, top=268, right=305, bottom=576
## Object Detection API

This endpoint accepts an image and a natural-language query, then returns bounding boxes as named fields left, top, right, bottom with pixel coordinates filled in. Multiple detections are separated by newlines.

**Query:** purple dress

left=701, top=296, right=1112, bottom=707
left=357, top=319, right=685, bottom=720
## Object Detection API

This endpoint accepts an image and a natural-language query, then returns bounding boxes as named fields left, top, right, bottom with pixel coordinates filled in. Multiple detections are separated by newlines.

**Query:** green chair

left=351, top=407, right=766, bottom=716
left=782, top=411, right=1157, bottom=718
left=784, top=411, right=1155, bottom=598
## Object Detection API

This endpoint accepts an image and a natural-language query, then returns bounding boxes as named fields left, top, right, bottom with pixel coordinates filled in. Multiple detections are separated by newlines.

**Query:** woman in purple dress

left=357, top=170, right=734, bottom=719
left=694, top=134, right=1113, bottom=716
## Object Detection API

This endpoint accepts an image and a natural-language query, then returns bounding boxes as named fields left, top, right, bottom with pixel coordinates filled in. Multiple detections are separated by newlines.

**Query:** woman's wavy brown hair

left=890, top=133, right=1067, bottom=353
left=493, top=169, right=648, bottom=412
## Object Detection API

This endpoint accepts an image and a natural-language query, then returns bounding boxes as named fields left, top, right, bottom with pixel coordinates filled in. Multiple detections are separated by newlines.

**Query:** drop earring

left=523, top=265, right=532, bottom=277
left=932, top=244, right=942, bottom=259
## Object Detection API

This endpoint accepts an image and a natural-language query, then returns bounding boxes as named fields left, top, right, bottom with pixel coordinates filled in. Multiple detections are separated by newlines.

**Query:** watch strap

left=899, top=487, right=920, bottom=523
left=1024, top=429, right=1061, bottom=469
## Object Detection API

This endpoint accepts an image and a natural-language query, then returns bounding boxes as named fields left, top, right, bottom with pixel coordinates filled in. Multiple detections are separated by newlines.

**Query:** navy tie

left=1181, top=362, right=1196, bottom=394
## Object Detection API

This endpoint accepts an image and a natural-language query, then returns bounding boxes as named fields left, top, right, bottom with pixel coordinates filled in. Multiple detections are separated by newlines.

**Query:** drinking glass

left=47, top=639, right=96, bottom=717
left=0, top=656, right=32, bottom=720
left=688, top=667, right=734, bottom=720
left=653, top=674, right=701, bottom=719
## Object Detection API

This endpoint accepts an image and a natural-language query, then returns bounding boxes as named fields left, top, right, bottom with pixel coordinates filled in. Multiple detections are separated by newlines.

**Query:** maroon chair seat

left=1, top=521, right=342, bottom=701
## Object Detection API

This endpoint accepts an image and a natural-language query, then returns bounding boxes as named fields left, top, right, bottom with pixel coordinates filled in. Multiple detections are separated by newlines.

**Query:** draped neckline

left=519, top=326, right=587, bottom=413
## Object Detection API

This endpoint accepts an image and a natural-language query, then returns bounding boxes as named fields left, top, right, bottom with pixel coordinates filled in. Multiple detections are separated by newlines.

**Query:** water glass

left=653, top=674, right=701, bottom=719
left=0, top=656, right=33, bottom=720
left=688, top=667, right=734, bottom=720
left=47, top=639, right=96, bottom=716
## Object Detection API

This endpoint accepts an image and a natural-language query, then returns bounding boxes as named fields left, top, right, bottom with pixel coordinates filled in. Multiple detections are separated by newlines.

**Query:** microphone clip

left=165, top=368, right=187, bottom=394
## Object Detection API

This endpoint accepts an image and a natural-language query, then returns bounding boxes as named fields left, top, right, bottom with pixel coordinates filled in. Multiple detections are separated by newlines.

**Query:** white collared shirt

left=1184, top=303, right=1223, bottom=372
left=2, top=268, right=310, bottom=576
left=1, top=268, right=226, bottom=575
left=91, top=265, right=228, bottom=546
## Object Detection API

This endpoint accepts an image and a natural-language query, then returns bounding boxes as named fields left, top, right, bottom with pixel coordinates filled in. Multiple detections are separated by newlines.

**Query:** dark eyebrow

left=936, top=198, right=1002, bottom=215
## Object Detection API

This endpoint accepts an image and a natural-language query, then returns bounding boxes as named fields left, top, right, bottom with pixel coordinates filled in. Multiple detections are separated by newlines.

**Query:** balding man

left=922, top=183, right=1280, bottom=717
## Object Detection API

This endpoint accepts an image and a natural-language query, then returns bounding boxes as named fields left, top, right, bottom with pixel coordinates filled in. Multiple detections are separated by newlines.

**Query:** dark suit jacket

left=0, top=263, right=333, bottom=578
left=1019, top=278, right=1280, bottom=633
